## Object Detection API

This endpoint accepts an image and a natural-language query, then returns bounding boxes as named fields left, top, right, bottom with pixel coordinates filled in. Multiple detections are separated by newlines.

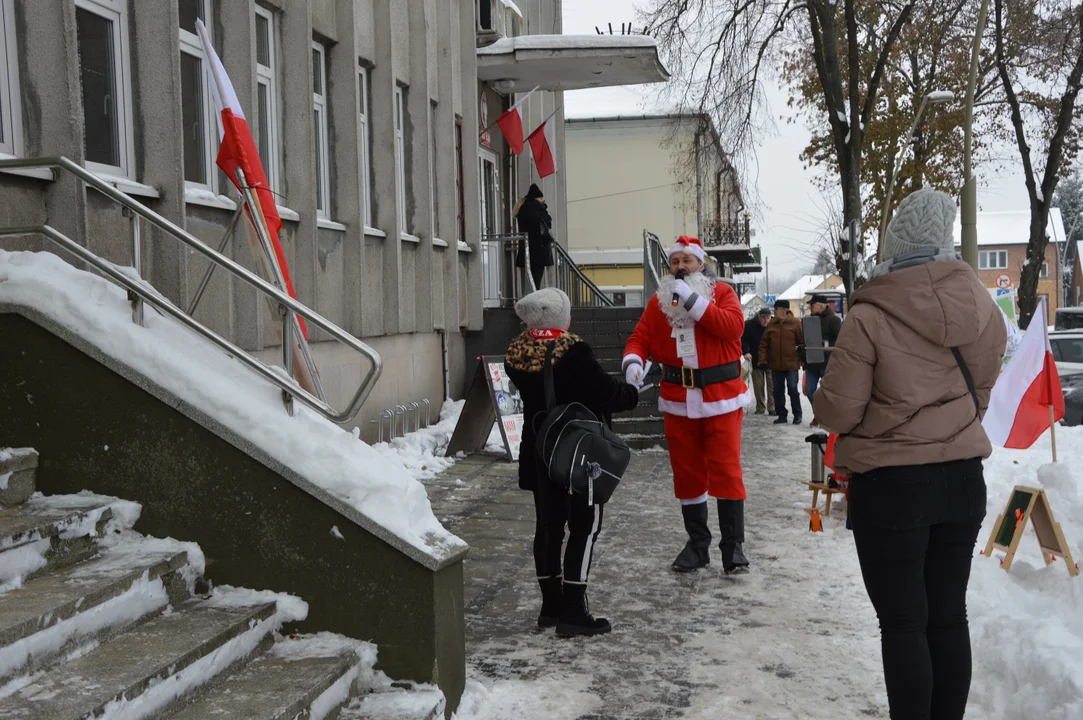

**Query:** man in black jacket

left=742, top=308, right=774, bottom=415
left=505, top=288, right=639, bottom=638
left=804, top=294, right=843, bottom=422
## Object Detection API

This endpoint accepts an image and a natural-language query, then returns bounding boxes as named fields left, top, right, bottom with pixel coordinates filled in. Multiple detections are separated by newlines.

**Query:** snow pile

left=450, top=677, right=602, bottom=720
left=369, top=400, right=464, bottom=480
left=0, top=250, right=463, bottom=560
left=968, top=425, right=1083, bottom=719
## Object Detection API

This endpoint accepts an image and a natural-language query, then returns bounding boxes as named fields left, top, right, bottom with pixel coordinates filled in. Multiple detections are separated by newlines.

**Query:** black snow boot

left=718, top=499, right=750, bottom=575
left=773, top=415, right=788, bottom=425
left=537, top=577, right=562, bottom=628
left=555, top=583, right=611, bottom=638
left=672, top=502, right=712, bottom=572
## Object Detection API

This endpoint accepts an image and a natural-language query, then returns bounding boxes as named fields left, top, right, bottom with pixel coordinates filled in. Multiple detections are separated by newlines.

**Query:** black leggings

left=850, top=459, right=986, bottom=720
left=533, top=483, right=603, bottom=584
left=530, top=262, right=545, bottom=291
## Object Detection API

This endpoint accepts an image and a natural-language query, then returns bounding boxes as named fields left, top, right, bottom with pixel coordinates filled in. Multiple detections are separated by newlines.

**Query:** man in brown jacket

left=813, top=188, right=1006, bottom=720
left=758, top=299, right=804, bottom=424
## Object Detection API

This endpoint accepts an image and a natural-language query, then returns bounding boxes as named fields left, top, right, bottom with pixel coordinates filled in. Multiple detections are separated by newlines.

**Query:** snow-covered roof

left=778, top=274, right=845, bottom=302
left=952, top=208, right=1067, bottom=247
left=741, top=293, right=765, bottom=306
left=0, top=250, right=466, bottom=566
left=477, top=35, right=659, bottom=55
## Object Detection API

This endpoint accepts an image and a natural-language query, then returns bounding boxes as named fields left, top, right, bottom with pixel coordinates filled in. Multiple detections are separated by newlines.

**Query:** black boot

left=537, top=577, right=562, bottom=628
left=718, top=499, right=750, bottom=574
left=773, top=415, right=788, bottom=425
left=555, top=583, right=611, bottom=638
left=672, top=502, right=712, bottom=572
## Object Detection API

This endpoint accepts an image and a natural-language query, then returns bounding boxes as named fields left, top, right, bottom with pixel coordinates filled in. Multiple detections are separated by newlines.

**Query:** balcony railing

left=703, top=220, right=751, bottom=248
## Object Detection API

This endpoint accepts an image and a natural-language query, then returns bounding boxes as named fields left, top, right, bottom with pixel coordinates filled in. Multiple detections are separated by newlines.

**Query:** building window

left=179, top=0, right=215, bottom=189
left=477, top=0, right=492, bottom=31
left=312, top=42, right=331, bottom=218
left=430, top=100, right=440, bottom=238
left=395, top=85, right=408, bottom=233
left=455, top=118, right=465, bottom=243
left=0, top=0, right=21, bottom=157
left=1040, top=262, right=1049, bottom=279
left=75, top=0, right=134, bottom=176
left=979, top=250, right=1008, bottom=270
left=358, top=64, right=372, bottom=228
left=478, top=149, right=499, bottom=237
left=254, top=5, right=280, bottom=194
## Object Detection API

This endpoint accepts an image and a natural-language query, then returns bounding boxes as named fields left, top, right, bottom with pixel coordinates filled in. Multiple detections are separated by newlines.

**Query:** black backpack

left=534, top=343, right=631, bottom=505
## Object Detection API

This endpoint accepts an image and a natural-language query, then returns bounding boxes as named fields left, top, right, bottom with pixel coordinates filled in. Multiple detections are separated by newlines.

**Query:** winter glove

left=625, top=363, right=644, bottom=387
left=672, top=279, right=694, bottom=302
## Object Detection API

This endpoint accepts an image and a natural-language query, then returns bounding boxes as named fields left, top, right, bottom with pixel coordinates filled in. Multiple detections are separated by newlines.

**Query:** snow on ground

left=0, top=250, right=463, bottom=560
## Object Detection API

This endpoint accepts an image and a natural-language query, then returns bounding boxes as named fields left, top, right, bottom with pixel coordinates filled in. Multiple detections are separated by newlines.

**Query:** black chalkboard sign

left=994, top=488, right=1037, bottom=548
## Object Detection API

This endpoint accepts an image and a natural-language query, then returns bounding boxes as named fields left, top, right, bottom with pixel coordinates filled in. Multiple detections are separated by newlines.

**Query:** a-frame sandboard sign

left=983, top=486, right=1078, bottom=577
left=446, top=356, right=524, bottom=462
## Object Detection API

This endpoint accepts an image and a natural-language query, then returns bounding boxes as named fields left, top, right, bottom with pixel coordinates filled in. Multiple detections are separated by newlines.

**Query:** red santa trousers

left=664, top=410, right=746, bottom=501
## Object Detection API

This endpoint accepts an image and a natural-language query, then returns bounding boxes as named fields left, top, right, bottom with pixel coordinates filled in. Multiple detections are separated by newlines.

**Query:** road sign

left=765, top=294, right=777, bottom=306
left=995, top=274, right=1012, bottom=289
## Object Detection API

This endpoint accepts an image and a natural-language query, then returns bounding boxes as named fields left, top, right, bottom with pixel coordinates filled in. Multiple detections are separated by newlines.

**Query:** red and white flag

left=983, top=298, right=1064, bottom=449
left=195, top=20, right=306, bottom=337
left=495, top=87, right=537, bottom=155
left=528, top=112, right=558, bottom=178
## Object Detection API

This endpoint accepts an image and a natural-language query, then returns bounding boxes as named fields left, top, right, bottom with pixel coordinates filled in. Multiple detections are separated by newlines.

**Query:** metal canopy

left=477, top=35, right=670, bottom=94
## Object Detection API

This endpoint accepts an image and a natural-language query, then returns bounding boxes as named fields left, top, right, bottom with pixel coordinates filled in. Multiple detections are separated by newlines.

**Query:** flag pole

left=478, top=86, right=540, bottom=138
left=1050, top=405, right=1058, bottom=462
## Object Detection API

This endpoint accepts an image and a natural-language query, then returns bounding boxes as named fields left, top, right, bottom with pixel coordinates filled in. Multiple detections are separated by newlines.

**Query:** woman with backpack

left=505, top=288, right=639, bottom=637
left=814, top=189, right=1006, bottom=719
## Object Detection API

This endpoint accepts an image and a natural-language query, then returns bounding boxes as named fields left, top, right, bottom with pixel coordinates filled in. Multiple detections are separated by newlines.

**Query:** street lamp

left=961, top=0, right=993, bottom=270
left=877, top=90, right=956, bottom=261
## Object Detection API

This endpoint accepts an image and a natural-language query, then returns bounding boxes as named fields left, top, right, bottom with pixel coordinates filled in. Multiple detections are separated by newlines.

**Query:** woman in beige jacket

left=814, top=189, right=1006, bottom=720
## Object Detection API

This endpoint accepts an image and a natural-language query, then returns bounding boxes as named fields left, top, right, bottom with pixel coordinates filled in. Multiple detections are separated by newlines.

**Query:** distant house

left=777, top=274, right=845, bottom=317
left=741, top=293, right=767, bottom=318
left=952, top=209, right=1067, bottom=325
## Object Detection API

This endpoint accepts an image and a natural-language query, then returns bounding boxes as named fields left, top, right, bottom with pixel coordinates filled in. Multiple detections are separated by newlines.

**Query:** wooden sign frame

left=445, top=356, right=524, bottom=462
left=983, top=485, right=1078, bottom=577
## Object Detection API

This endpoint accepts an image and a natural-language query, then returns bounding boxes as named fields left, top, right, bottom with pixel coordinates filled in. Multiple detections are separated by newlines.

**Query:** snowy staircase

left=0, top=448, right=443, bottom=720
left=572, top=308, right=668, bottom=450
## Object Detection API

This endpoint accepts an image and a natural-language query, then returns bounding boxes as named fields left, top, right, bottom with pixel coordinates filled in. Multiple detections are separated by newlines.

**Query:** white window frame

left=979, top=250, right=1008, bottom=270
left=0, top=0, right=22, bottom=158
left=394, top=85, right=408, bottom=233
left=478, top=148, right=500, bottom=237
left=179, top=0, right=216, bottom=193
left=357, top=65, right=373, bottom=230
left=312, top=41, right=331, bottom=219
left=254, top=5, right=281, bottom=195
left=75, top=0, right=136, bottom=178
left=1040, top=262, right=1050, bottom=279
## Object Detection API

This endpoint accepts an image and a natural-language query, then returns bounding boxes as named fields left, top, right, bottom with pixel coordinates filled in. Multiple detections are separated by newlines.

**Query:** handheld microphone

left=672, top=269, right=687, bottom=307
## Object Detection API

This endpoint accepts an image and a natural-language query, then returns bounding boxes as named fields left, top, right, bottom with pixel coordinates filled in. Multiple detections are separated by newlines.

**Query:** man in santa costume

left=623, top=236, right=753, bottom=573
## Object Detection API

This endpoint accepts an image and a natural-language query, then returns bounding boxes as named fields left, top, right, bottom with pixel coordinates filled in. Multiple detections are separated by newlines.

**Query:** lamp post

left=877, top=90, right=956, bottom=261
left=1060, top=210, right=1083, bottom=307
left=961, top=0, right=993, bottom=270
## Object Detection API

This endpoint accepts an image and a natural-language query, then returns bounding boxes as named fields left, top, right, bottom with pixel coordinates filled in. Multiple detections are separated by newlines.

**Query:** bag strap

left=543, top=342, right=557, bottom=412
left=951, top=347, right=980, bottom=416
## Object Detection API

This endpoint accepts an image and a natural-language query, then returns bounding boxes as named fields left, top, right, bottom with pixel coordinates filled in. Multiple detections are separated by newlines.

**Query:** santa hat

left=668, top=236, right=705, bottom=262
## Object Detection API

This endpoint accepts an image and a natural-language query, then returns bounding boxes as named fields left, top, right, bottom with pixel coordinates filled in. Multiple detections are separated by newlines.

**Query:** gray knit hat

left=515, top=288, right=571, bottom=330
left=882, top=188, right=957, bottom=261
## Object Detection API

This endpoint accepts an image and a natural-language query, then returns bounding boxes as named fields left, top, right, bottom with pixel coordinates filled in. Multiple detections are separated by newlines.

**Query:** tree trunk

left=1018, top=204, right=1052, bottom=329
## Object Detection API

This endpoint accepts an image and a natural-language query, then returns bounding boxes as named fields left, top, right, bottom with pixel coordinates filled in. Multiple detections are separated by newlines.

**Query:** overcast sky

left=561, top=0, right=1034, bottom=280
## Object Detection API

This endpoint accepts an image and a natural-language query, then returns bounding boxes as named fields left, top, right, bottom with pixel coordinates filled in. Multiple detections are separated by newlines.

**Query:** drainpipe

left=440, top=330, right=452, bottom=401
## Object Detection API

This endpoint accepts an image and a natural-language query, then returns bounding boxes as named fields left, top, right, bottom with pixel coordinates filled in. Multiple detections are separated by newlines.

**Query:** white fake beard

left=656, top=271, right=715, bottom=328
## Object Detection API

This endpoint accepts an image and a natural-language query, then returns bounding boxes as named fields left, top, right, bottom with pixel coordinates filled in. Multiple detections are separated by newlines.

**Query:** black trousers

left=533, top=481, right=603, bottom=584
left=772, top=369, right=801, bottom=419
left=850, top=459, right=986, bottom=720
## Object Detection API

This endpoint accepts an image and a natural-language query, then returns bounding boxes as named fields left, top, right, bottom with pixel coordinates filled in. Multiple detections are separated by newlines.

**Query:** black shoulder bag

left=534, top=343, right=631, bottom=505
left=951, top=347, right=981, bottom=416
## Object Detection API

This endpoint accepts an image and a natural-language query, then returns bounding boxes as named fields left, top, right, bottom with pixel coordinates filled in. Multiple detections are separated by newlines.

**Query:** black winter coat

left=505, top=332, right=639, bottom=491
left=515, top=199, right=554, bottom=268
left=741, top=318, right=769, bottom=370
left=806, top=307, right=843, bottom=372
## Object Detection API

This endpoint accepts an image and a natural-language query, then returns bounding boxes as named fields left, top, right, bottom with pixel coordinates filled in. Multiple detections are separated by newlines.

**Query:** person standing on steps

left=505, top=288, right=639, bottom=638
left=804, top=294, right=842, bottom=427
left=742, top=308, right=774, bottom=415
left=758, top=300, right=804, bottom=425
left=622, top=236, right=753, bottom=574
left=814, top=189, right=1005, bottom=720
left=515, top=184, right=554, bottom=291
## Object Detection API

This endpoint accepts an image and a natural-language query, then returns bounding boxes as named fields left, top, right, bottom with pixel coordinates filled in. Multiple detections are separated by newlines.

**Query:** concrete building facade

left=0, top=0, right=665, bottom=439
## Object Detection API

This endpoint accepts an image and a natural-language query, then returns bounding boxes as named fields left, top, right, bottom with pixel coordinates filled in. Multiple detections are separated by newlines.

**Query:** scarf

left=528, top=328, right=566, bottom=340
left=869, top=248, right=961, bottom=280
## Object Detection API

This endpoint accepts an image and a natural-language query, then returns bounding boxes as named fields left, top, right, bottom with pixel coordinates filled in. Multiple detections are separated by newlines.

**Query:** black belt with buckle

left=660, top=362, right=741, bottom=390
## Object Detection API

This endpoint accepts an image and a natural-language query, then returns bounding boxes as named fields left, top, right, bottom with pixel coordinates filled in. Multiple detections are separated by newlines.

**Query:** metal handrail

left=549, top=241, right=615, bottom=307
left=0, top=156, right=382, bottom=424
left=643, top=229, right=668, bottom=298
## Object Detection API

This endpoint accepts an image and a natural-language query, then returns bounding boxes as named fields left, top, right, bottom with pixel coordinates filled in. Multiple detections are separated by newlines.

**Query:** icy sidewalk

left=427, top=413, right=888, bottom=719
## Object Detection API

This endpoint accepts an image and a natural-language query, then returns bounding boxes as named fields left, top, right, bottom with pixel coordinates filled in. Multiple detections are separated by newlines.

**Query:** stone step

left=0, top=599, right=277, bottom=720
left=0, top=495, right=114, bottom=553
left=612, top=417, right=666, bottom=437
left=166, top=643, right=363, bottom=720
left=619, top=433, right=669, bottom=450
left=342, top=685, right=446, bottom=720
left=0, top=448, right=38, bottom=507
left=0, top=546, right=189, bottom=678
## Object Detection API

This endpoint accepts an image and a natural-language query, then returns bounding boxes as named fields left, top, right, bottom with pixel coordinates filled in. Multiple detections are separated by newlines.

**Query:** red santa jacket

left=623, top=281, right=751, bottom=418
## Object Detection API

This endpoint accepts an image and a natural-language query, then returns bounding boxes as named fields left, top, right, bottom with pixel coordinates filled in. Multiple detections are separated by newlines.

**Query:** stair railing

left=643, top=229, right=669, bottom=299
left=0, top=156, right=382, bottom=424
left=547, top=241, right=615, bottom=308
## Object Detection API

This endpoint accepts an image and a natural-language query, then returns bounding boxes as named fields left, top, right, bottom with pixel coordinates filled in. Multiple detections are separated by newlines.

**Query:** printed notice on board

left=485, top=357, right=524, bottom=461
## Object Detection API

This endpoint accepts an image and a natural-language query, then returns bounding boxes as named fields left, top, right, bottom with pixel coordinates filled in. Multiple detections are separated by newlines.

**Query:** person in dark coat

left=742, top=308, right=774, bottom=415
left=515, top=184, right=554, bottom=290
left=804, top=293, right=843, bottom=426
left=505, top=288, right=639, bottom=637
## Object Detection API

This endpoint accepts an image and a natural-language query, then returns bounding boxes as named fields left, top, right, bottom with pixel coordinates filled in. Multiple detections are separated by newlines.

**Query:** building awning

left=477, top=35, right=670, bottom=94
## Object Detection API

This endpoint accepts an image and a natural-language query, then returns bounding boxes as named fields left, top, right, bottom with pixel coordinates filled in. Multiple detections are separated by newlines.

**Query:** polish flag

left=528, top=112, right=558, bottom=178
left=195, top=20, right=306, bottom=337
left=983, top=298, right=1064, bottom=448
left=495, top=88, right=536, bottom=155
